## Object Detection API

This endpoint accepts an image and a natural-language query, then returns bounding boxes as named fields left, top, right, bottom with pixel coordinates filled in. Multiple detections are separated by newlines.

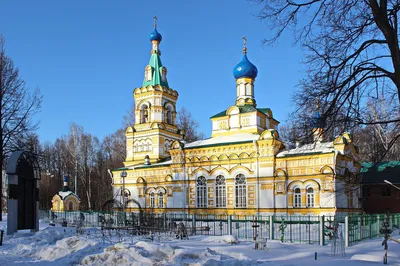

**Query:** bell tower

left=124, top=17, right=184, bottom=166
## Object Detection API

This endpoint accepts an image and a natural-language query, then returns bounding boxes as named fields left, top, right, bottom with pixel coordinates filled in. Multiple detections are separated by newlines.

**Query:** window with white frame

left=158, top=191, right=164, bottom=208
left=235, top=174, right=247, bottom=208
left=306, top=187, right=314, bottom=207
left=294, top=188, right=301, bottom=207
left=150, top=192, right=155, bottom=208
left=215, top=175, right=226, bottom=208
left=196, top=176, right=207, bottom=208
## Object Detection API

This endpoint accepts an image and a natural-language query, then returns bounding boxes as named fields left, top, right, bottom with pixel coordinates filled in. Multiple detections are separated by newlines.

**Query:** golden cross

left=153, top=16, right=158, bottom=28
left=242, top=36, right=247, bottom=48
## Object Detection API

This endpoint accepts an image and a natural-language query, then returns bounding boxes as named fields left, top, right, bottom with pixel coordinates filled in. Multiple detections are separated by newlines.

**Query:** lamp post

left=120, top=170, right=127, bottom=226
left=120, top=170, right=127, bottom=211
left=384, top=180, right=400, bottom=191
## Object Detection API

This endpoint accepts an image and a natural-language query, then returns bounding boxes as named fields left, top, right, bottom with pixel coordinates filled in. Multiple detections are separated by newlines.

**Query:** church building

left=111, top=20, right=361, bottom=216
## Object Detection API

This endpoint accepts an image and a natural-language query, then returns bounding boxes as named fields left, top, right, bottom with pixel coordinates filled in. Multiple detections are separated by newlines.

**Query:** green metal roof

left=135, top=163, right=171, bottom=169
left=111, top=167, right=130, bottom=172
left=210, top=106, right=272, bottom=119
left=361, top=161, right=400, bottom=173
left=142, top=52, right=169, bottom=87
left=278, top=151, right=329, bottom=158
left=361, top=161, right=400, bottom=184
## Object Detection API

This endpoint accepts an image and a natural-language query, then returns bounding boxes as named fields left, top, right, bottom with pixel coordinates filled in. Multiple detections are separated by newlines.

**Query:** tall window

left=145, top=65, right=152, bottom=81
left=141, top=105, right=149, bottom=123
left=235, top=174, right=247, bottom=208
left=167, top=110, right=172, bottom=124
left=165, top=105, right=173, bottom=124
left=158, top=192, right=164, bottom=208
left=150, top=192, right=155, bottom=208
left=294, top=188, right=301, bottom=207
left=306, top=187, right=314, bottom=207
left=68, top=201, right=73, bottom=211
left=215, top=175, right=226, bottom=208
left=196, top=176, right=207, bottom=208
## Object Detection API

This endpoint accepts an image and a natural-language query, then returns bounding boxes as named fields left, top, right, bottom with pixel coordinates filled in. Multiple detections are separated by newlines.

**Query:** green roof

left=361, top=161, right=400, bottom=184
left=210, top=106, right=272, bottom=119
left=111, top=167, right=130, bottom=172
left=142, top=52, right=169, bottom=87
left=361, top=161, right=400, bottom=173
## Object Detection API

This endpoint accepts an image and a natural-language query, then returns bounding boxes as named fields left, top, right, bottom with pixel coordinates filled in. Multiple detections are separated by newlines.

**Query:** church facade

left=111, top=22, right=361, bottom=216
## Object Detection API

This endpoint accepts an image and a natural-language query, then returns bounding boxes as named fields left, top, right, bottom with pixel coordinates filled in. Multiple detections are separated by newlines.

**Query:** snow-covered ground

left=0, top=214, right=399, bottom=265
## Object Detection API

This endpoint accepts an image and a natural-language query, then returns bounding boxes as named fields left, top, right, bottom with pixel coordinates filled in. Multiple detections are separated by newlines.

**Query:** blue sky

left=0, top=0, right=305, bottom=143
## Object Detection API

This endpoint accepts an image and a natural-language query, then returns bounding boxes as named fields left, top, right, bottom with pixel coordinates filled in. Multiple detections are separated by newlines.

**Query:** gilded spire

left=153, top=16, right=158, bottom=28
left=242, top=36, right=247, bottom=54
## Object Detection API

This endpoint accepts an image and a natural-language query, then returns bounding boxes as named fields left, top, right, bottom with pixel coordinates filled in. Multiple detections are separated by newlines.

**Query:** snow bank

left=351, top=254, right=382, bottom=263
left=80, top=243, right=157, bottom=265
left=5, top=227, right=69, bottom=257
left=37, top=236, right=97, bottom=261
left=201, top=235, right=239, bottom=244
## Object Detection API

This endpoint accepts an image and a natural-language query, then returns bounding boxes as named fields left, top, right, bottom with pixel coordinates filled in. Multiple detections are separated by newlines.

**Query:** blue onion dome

left=233, top=54, right=258, bottom=79
left=149, top=28, right=162, bottom=42
left=310, top=111, right=326, bottom=128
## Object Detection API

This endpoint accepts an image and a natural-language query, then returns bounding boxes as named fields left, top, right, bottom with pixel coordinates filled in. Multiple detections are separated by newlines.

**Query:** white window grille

left=150, top=192, right=155, bottom=208
left=196, top=176, right=207, bottom=208
left=307, top=187, right=314, bottom=207
left=294, top=188, right=301, bottom=207
left=235, top=174, right=247, bottom=208
left=215, top=175, right=226, bottom=208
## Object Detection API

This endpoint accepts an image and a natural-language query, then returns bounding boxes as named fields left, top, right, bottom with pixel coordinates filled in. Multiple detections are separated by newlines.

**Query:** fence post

left=369, top=214, right=372, bottom=239
left=192, top=214, right=196, bottom=235
left=377, top=215, right=381, bottom=235
left=228, top=215, right=232, bottom=235
left=319, top=215, right=324, bottom=246
left=269, top=215, right=274, bottom=240
left=345, top=216, right=349, bottom=247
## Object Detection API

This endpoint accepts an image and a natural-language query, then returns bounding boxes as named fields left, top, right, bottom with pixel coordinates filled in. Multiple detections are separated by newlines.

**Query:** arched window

left=235, top=174, right=247, bottom=208
left=294, top=188, right=301, bottom=207
left=145, top=65, right=152, bottom=81
left=68, top=201, right=73, bottom=211
left=141, top=105, right=149, bottom=123
left=164, top=105, right=173, bottom=124
left=150, top=192, right=155, bottom=208
left=158, top=191, right=164, bottom=208
left=167, top=110, right=172, bottom=124
left=161, top=67, right=167, bottom=82
left=307, top=187, right=314, bottom=207
left=164, top=140, right=170, bottom=153
left=145, top=140, right=151, bottom=151
left=215, top=175, right=226, bottom=208
left=196, top=176, right=207, bottom=208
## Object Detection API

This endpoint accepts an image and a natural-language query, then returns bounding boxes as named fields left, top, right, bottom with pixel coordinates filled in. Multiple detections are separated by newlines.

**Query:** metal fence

left=39, top=210, right=400, bottom=246
left=348, top=214, right=400, bottom=246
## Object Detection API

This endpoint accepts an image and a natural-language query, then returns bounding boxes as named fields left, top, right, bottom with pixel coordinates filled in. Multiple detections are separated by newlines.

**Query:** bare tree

left=0, top=36, right=42, bottom=218
left=176, top=107, right=204, bottom=143
left=255, top=0, right=400, bottom=158
left=122, top=101, right=135, bottom=129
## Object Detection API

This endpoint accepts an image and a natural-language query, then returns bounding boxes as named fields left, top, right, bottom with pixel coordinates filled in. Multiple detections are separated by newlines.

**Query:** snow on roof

left=185, top=133, right=259, bottom=148
left=58, top=191, right=79, bottom=200
left=277, top=141, right=334, bottom=157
